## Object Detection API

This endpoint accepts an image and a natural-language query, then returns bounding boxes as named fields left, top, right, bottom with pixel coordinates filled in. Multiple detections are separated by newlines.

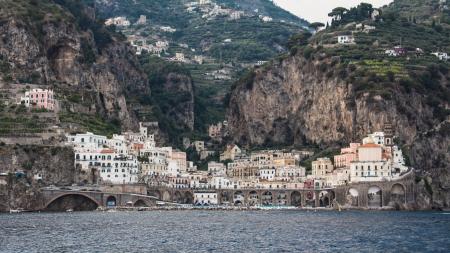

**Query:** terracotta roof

left=360, top=143, right=381, bottom=148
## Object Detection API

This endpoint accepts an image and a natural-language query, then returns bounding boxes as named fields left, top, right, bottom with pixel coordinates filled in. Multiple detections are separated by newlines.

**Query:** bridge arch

left=248, top=191, right=259, bottom=206
left=346, top=188, right=359, bottom=207
left=106, top=196, right=117, bottom=207
left=233, top=191, right=244, bottom=206
left=134, top=199, right=149, bottom=207
left=290, top=191, right=301, bottom=207
left=184, top=191, right=194, bottom=204
left=262, top=191, right=273, bottom=206
left=368, top=186, right=383, bottom=208
left=220, top=191, right=231, bottom=204
left=390, top=183, right=406, bottom=207
left=45, top=193, right=100, bottom=211
left=319, top=190, right=330, bottom=207
left=162, top=191, right=171, bottom=202
left=276, top=191, right=287, bottom=206
left=174, top=191, right=183, bottom=203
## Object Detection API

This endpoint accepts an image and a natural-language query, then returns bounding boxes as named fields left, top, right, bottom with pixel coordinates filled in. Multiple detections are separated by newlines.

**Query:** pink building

left=334, top=143, right=360, bottom=168
left=20, top=88, right=55, bottom=111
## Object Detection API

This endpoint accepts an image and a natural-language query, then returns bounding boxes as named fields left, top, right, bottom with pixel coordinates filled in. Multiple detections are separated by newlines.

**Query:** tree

left=309, top=22, right=325, bottom=32
left=328, top=7, right=348, bottom=21
left=287, top=32, right=312, bottom=49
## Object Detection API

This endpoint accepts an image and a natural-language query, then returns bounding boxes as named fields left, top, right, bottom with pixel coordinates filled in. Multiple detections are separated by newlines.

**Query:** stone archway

left=134, top=199, right=148, bottom=207
left=305, top=191, right=315, bottom=207
left=390, top=184, right=406, bottom=206
left=249, top=191, right=259, bottom=206
left=276, top=191, right=287, bottom=206
left=262, top=191, right=273, bottom=206
left=221, top=191, right=231, bottom=205
left=162, top=191, right=171, bottom=202
left=184, top=191, right=194, bottom=204
left=234, top=191, right=244, bottom=206
left=45, top=194, right=99, bottom=211
left=346, top=188, right=359, bottom=207
left=290, top=191, right=301, bottom=207
left=368, top=186, right=383, bottom=208
left=174, top=191, right=183, bottom=203
left=106, top=196, right=117, bottom=207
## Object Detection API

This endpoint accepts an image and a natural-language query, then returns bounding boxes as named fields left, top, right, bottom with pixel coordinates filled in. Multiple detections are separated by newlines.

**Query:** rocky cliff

left=227, top=51, right=449, bottom=209
left=0, top=144, right=78, bottom=211
left=0, top=0, right=149, bottom=130
left=228, top=56, right=437, bottom=147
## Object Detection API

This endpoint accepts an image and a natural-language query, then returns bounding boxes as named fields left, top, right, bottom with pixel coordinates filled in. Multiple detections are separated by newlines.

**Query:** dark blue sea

left=0, top=211, right=449, bottom=252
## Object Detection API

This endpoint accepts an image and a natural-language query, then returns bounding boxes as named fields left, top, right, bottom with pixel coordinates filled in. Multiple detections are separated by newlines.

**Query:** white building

left=194, top=192, right=218, bottom=206
left=260, top=167, right=276, bottom=181
left=66, top=132, right=107, bottom=150
left=337, top=35, right=355, bottom=44
left=208, top=162, right=226, bottom=176
left=431, top=52, right=449, bottom=61
left=350, top=143, right=391, bottom=183
left=74, top=149, right=139, bottom=184
left=105, top=17, right=130, bottom=27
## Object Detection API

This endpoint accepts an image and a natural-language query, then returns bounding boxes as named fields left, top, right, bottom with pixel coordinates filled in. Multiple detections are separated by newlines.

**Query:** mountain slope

left=0, top=0, right=149, bottom=135
left=227, top=0, right=450, bottom=208
left=90, top=0, right=307, bottom=136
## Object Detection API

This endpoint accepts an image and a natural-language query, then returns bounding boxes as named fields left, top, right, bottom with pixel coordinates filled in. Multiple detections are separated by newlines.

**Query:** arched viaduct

left=148, top=172, right=416, bottom=209
left=41, top=190, right=158, bottom=211
left=147, top=187, right=336, bottom=207
left=334, top=172, right=416, bottom=209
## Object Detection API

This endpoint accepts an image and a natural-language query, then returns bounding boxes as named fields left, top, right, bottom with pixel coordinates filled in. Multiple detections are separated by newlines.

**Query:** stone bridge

left=147, top=187, right=336, bottom=207
left=148, top=171, right=416, bottom=209
left=41, top=189, right=158, bottom=211
left=333, top=171, right=417, bottom=209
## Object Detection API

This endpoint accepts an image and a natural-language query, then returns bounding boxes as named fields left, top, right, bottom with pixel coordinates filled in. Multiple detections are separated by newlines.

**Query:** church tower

left=384, top=121, right=394, bottom=146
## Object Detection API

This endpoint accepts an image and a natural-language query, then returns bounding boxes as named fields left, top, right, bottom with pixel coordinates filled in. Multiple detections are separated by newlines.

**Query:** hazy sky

left=273, top=0, right=394, bottom=23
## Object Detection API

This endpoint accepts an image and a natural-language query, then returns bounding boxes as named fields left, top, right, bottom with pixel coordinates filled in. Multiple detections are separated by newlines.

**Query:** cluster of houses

left=334, top=22, right=449, bottom=61
left=185, top=0, right=246, bottom=21
left=105, top=15, right=147, bottom=27
left=105, top=17, right=131, bottom=27
left=311, top=123, right=409, bottom=188
left=64, top=121, right=409, bottom=205
left=185, top=0, right=273, bottom=23
left=128, top=37, right=170, bottom=56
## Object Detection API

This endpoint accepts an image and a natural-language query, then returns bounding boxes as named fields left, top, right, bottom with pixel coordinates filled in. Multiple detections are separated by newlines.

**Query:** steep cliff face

left=0, top=144, right=78, bottom=211
left=0, top=0, right=149, bottom=130
left=227, top=54, right=449, bottom=208
left=228, top=56, right=436, bottom=147
left=163, top=73, right=195, bottom=130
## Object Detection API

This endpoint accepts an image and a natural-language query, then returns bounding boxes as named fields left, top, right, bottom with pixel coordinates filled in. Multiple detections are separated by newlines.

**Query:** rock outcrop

left=227, top=54, right=449, bottom=209
left=0, top=0, right=149, bottom=130
left=0, top=144, right=78, bottom=211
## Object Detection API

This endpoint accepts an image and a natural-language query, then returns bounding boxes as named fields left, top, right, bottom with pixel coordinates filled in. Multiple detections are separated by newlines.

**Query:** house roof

left=100, top=149, right=114, bottom=154
left=360, top=143, right=381, bottom=148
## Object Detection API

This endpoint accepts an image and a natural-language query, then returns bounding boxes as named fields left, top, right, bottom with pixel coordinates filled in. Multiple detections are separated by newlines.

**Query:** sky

left=273, top=0, right=394, bottom=23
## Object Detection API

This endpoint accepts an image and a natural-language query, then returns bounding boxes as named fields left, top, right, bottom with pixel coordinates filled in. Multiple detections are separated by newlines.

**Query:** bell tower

left=384, top=121, right=394, bottom=146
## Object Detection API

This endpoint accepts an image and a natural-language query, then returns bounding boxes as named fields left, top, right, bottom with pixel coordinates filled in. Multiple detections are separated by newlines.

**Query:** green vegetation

left=59, top=112, right=121, bottom=137
left=296, top=0, right=450, bottom=121
left=0, top=117, right=42, bottom=135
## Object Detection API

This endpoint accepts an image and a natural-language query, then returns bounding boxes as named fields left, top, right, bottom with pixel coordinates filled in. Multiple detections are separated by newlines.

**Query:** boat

left=9, top=208, right=24, bottom=214
left=66, top=209, right=74, bottom=213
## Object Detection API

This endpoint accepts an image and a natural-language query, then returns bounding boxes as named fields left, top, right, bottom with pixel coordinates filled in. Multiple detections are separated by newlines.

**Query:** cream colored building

left=312, top=158, right=334, bottom=178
